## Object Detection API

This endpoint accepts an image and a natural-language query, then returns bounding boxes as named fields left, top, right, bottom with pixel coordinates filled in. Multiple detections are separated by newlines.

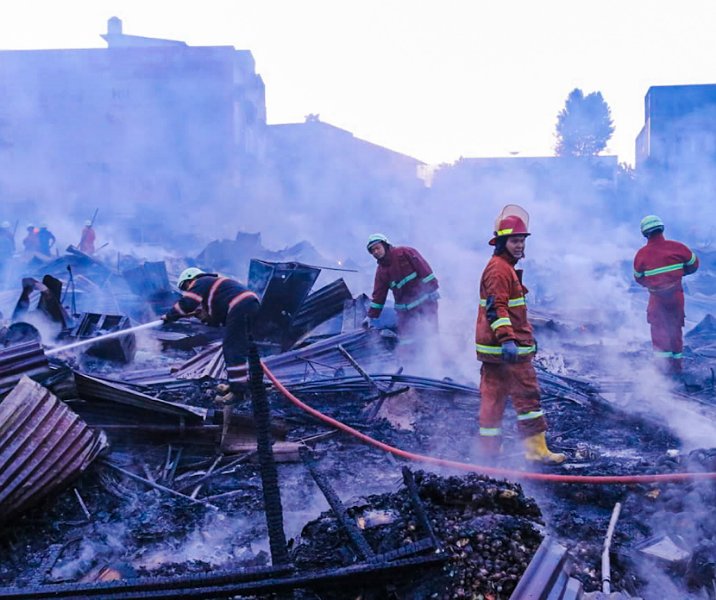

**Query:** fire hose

left=262, top=362, right=716, bottom=485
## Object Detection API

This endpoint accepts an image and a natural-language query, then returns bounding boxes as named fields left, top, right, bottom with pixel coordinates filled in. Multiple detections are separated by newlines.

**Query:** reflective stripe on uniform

left=422, top=273, right=436, bottom=284
left=654, top=350, right=682, bottom=359
left=641, top=262, right=687, bottom=277
left=517, top=410, right=544, bottom=421
left=173, top=302, right=189, bottom=316
left=475, top=343, right=536, bottom=355
left=370, top=302, right=384, bottom=309
left=184, top=291, right=202, bottom=302
left=686, top=253, right=697, bottom=266
left=390, top=272, right=417, bottom=289
left=479, top=427, right=502, bottom=436
left=490, top=317, right=511, bottom=331
left=394, top=294, right=430, bottom=310
left=207, top=277, right=229, bottom=318
left=226, top=365, right=246, bottom=382
left=479, top=296, right=525, bottom=307
left=228, top=290, right=259, bottom=312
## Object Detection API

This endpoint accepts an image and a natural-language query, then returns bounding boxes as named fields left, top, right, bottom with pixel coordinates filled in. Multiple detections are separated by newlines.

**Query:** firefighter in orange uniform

left=163, top=268, right=261, bottom=399
left=364, top=233, right=440, bottom=343
left=79, top=220, right=96, bottom=255
left=633, top=215, right=699, bottom=375
left=475, top=205, right=565, bottom=464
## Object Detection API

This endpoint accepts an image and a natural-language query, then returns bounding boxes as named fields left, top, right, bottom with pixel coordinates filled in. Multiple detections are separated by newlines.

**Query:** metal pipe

left=602, top=501, right=622, bottom=593
left=45, top=320, right=163, bottom=355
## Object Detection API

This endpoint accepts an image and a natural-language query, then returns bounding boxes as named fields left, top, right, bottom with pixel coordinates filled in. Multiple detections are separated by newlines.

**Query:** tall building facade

left=0, top=17, right=266, bottom=220
left=635, top=84, right=716, bottom=170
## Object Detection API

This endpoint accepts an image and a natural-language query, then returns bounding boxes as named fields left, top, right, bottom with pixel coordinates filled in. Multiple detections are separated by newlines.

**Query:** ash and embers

left=1, top=317, right=716, bottom=599
left=293, top=471, right=543, bottom=599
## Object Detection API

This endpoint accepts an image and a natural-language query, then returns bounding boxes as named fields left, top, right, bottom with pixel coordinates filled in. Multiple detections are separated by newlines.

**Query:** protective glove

left=501, top=340, right=519, bottom=363
left=361, top=316, right=375, bottom=329
left=428, top=290, right=441, bottom=302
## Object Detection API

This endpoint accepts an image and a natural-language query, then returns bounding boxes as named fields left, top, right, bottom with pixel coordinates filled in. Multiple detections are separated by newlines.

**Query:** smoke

left=132, top=513, right=261, bottom=569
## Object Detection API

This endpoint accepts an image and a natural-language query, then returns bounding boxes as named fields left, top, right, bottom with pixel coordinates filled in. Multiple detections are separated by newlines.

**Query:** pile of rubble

left=1, top=241, right=716, bottom=599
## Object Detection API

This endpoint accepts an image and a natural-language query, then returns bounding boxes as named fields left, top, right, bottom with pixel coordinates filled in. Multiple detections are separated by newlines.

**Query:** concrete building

left=0, top=17, right=266, bottom=222
left=260, top=116, right=427, bottom=255
left=635, top=84, right=716, bottom=170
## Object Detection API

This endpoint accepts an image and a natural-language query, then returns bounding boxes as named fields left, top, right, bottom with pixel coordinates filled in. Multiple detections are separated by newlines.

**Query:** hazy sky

left=1, top=0, right=714, bottom=166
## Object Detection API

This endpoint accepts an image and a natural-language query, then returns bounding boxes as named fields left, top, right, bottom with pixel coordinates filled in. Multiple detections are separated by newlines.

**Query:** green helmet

left=177, top=267, right=204, bottom=290
left=640, top=215, right=664, bottom=237
left=366, top=233, right=390, bottom=252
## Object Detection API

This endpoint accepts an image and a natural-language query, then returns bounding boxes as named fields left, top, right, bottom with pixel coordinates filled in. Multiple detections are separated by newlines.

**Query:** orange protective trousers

left=479, top=361, right=547, bottom=438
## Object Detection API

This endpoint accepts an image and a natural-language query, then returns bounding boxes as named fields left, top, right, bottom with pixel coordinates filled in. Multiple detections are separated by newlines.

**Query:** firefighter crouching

left=633, top=215, right=699, bottom=376
left=163, top=268, right=260, bottom=400
left=475, top=205, right=565, bottom=464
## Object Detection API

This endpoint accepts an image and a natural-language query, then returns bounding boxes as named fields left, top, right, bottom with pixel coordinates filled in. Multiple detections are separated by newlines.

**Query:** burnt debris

left=0, top=244, right=715, bottom=599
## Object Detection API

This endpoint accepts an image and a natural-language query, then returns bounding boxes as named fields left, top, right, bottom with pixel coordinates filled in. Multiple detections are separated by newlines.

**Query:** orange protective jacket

left=633, top=231, right=698, bottom=324
left=367, top=246, right=439, bottom=318
left=475, top=252, right=536, bottom=363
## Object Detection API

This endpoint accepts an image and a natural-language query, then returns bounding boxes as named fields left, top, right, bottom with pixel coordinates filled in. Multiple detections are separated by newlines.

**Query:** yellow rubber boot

left=523, top=432, right=566, bottom=464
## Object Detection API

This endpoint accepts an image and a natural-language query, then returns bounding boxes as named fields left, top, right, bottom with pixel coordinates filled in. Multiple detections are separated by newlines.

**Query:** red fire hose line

left=262, top=363, right=716, bottom=485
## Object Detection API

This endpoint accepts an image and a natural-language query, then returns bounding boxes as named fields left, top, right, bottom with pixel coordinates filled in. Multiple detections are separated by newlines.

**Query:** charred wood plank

left=401, top=467, right=441, bottom=551
left=0, top=550, right=444, bottom=599
left=247, top=341, right=290, bottom=566
left=300, top=446, right=376, bottom=560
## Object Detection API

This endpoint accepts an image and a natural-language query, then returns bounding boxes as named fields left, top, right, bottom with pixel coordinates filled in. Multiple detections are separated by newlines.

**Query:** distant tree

left=555, top=88, right=615, bottom=156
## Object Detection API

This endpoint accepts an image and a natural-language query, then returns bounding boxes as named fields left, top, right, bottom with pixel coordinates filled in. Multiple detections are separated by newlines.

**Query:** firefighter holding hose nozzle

left=163, top=268, right=260, bottom=402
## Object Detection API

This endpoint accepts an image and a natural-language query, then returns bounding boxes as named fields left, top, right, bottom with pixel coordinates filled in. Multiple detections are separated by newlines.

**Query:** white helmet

left=366, top=233, right=390, bottom=252
left=84, top=220, right=92, bottom=227
left=177, top=267, right=204, bottom=290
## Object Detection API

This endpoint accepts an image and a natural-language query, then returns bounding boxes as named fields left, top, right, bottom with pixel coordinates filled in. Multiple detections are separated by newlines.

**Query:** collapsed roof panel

left=65, top=313, right=137, bottom=363
left=0, top=376, right=108, bottom=523
left=248, top=260, right=321, bottom=349
left=286, top=278, right=353, bottom=347
left=0, top=341, right=50, bottom=396
left=73, top=371, right=207, bottom=423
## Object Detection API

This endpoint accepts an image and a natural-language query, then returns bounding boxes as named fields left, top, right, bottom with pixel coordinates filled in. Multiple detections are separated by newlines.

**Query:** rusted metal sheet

left=248, top=260, right=321, bottom=347
left=0, top=376, right=108, bottom=523
left=73, top=372, right=207, bottom=423
left=173, top=342, right=226, bottom=381
left=65, top=313, right=137, bottom=363
left=0, top=341, right=50, bottom=396
left=286, top=278, right=353, bottom=347
left=173, top=330, right=391, bottom=385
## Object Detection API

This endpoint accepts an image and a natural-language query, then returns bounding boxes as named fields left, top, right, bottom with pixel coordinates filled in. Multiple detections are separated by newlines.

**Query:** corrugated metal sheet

left=74, top=372, right=207, bottom=422
left=173, top=330, right=393, bottom=386
left=286, top=278, right=353, bottom=346
left=173, top=342, right=226, bottom=381
left=0, top=341, right=50, bottom=396
left=0, top=376, right=108, bottom=522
